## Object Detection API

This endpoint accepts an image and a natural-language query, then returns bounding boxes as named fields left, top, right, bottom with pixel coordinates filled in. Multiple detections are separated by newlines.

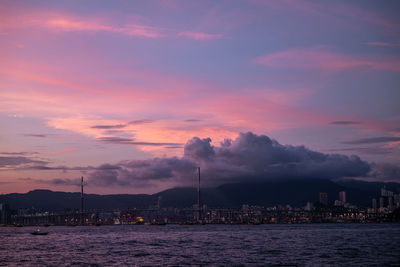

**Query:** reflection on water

left=1, top=224, right=399, bottom=266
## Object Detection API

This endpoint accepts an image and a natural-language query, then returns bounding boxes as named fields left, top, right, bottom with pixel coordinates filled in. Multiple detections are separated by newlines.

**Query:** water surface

left=1, top=224, right=399, bottom=266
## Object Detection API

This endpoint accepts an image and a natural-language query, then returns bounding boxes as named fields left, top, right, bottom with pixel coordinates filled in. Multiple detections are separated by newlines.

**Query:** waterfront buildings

left=319, top=192, right=328, bottom=206
left=339, top=191, right=346, bottom=204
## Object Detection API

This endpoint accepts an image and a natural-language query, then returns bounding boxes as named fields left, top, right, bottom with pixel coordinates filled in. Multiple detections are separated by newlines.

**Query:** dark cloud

left=24, top=177, right=86, bottom=186
left=96, top=136, right=133, bottom=143
left=23, top=134, right=47, bottom=138
left=88, top=159, right=196, bottom=187
left=41, top=178, right=83, bottom=186
left=326, top=147, right=394, bottom=155
left=0, top=156, right=47, bottom=167
left=131, top=142, right=182, bottom=146
left=91, top=124, right=126, bottom=129
left=185, top=119, right=202, bottom=122
left=87, top=132, right=371, bottom=188
left=18, top=177, right=33, bottom=181
left=0, top=152, right=33, bottom=156
left=19, top=164, right=121, bottom=172
left=128, top=119, right=155, bottom=125
left=165, top=146, right=184, bottom=149
left=369, top=163, right=400, bottom=181
left=342, top=136, right=400, bottom=145
left=184, top=137, right=215, bottom=162
left=330, top=121, right=361, bottom=125
left=27, top=165, right=67, bottom=170
left=96, top=136, right=182, bottom=146
left=103, top=130, right=134, bottom=136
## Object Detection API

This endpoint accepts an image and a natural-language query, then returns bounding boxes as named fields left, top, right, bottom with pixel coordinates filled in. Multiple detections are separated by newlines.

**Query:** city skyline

left=1, top=0, right=400, bottom=194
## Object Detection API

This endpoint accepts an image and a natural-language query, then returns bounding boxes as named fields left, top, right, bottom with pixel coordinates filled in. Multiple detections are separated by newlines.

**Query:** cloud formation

left=128, top=119, right=155, bottom=125
left=254, top=47, right=400, bottom=72
left=23, top=134, right=47, bottom=138
left=369, top=163, right=400, bottom=182
left=91, top=124, right=126, bottom=129
left=343, top=136, right=400, bottom=145
left=177, top=31, right=223, bottom=40
left=0, top=156, right=47, bottom=167
left=95, top=136, right=182, bottom=146
left=45, top=19, right=165, bottom=38
left=330, top=121, right=361, bottom=125
left=85, top=132, right=371, bottom=188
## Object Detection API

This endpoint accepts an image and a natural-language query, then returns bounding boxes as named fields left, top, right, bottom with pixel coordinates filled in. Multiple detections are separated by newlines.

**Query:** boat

left=150, top=221, right=167, bottom=226
left=30, top=229, right=48, bottom=235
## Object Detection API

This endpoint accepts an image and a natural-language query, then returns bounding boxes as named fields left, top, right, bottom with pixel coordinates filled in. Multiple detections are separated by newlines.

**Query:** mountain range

left=1, top=179, right=399, bottom=211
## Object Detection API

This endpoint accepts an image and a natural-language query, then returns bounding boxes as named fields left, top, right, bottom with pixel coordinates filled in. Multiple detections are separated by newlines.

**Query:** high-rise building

left=380, top=197, right=384, bottom=209
left=334, top=200, right=343, bottom=206
left=319, top=192, right=328, bottom=205
left=305, top=202, right=314, bottom=211
left=381, top=187, right=387, bottom=197
left=0, top=203, right=10, bottom=225
left=339, top=191, right=346, bottom=204
left=157, top=196, right=162, bottom=210
left=372, top=198, right=377, bottom=211
left=394, top=194, right=399, bottom=206
left=388, top=197, right=393, bottom=210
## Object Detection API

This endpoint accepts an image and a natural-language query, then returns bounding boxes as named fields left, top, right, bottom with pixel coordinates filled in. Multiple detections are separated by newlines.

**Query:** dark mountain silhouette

left=0, top=179, right=397, bottom=211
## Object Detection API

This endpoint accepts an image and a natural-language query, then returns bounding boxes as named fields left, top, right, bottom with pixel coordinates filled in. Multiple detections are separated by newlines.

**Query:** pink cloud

left=254, top=47, right=400, bottom=72
left=122, top=25, right=164, bottom=38
left=45, top=19, right=113, bottom=32
left=0, top=8, right=165, bottom=39
left=45, top=18, right=164, bottom=38
left=177, top=31, right=223, bottom=40
left=1, top=7, right=224, bottom=40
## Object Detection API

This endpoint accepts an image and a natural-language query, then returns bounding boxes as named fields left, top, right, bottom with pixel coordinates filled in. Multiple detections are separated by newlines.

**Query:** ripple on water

left=0, top=224, right=399, bottom=266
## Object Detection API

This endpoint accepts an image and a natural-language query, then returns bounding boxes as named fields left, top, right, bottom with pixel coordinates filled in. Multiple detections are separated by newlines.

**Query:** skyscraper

left=372, top=198, right=377, bottom=211
left=319, top=192, right=328, bottom=206
left=381, top=187, right=387, bottom=197
left=388, top=197, right=393, bottom=210
left=339, top=191, right=346, bottom=204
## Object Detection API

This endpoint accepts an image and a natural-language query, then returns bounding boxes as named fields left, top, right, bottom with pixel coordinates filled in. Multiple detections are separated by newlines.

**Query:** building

left=372, top=198, right=377, bottom=211
left=0, top=203, right=10, bottom=225
left=394, top=194, right=399, bottom=207
left=388, top=197, right=393, bottom=210
left=380, top=197, right=384, bottom=209
left=319, top=192, right=328, bottom=206
left=339, top=191, right=346, bottom=204
left=334, top=200, right=343, bottom=206
left=304, top=202, right=314, bottom=211
left=381, top=187, right=387, bottom=197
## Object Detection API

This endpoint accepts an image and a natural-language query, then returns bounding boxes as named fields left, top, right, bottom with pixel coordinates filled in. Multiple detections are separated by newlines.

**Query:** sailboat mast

left=80, top=176, right=84, bottom=225
left=197, top=167, right=201, bottom=222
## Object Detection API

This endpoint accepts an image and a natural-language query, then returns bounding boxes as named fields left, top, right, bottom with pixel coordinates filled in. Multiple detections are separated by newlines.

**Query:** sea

left=0, top=223, right=399, bottom=266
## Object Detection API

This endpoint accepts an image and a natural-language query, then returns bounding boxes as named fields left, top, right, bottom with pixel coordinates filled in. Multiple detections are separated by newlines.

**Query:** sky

left=1, top=0, right=399, bottom=194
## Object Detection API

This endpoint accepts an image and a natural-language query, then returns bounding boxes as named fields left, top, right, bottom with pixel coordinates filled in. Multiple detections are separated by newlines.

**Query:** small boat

left=150, top=221, right=167, bottom=226
left=31, top=229, right=48, bottom=235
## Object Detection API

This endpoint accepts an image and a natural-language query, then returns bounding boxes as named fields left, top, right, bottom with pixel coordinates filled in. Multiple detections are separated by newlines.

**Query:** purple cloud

left=342, top=137, right=400, bottom=145
left=86, top=132, right=372, bottom=188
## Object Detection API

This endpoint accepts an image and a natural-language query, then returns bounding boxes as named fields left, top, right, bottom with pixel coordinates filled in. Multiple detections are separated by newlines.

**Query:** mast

left=80, top=176, right=84, bottom=225
left=197, top=167, right=201, bottom=222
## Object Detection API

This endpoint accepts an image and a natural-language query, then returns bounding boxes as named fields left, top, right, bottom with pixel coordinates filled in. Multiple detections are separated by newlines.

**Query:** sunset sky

left=1, top=0, right=399, bottom=194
